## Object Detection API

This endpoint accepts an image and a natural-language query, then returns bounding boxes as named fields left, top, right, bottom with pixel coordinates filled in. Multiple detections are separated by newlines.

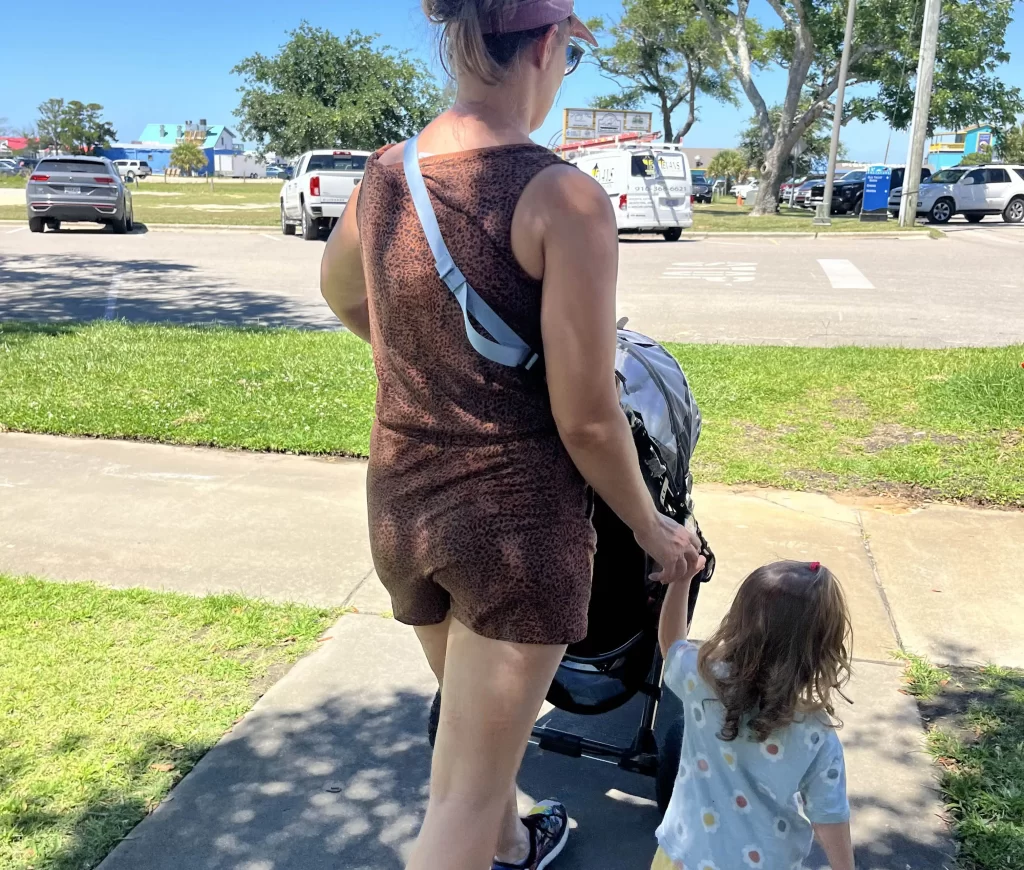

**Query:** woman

left=320, top=2, right=703, bottom=868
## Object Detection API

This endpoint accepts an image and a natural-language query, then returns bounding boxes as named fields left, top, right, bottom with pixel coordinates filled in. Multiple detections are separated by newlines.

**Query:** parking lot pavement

left=1, top=223, right=1021, bottom=345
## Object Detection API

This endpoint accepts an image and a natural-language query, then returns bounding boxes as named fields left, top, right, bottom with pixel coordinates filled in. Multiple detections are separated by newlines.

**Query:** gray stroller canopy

left=615, top=328, right=702, bottom=500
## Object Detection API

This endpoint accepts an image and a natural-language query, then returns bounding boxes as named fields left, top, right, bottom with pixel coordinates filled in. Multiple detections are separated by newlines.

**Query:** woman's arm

left=320, top=185, right=372, bottom=342
left=530, top=166, right=701, bottom=584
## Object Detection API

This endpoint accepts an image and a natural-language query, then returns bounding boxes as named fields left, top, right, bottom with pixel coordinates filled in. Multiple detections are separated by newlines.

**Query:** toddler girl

left=653, top=560, right=855, bottom=870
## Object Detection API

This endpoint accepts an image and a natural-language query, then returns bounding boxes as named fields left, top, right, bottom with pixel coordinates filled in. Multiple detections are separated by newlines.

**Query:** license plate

left=663, top=198, right=681, bottom=207
left=65, top=186, right=80, bottom=194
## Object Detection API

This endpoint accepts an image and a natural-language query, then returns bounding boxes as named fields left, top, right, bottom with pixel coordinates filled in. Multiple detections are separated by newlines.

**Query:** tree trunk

left=749, top=141, right=788, bottom=215
left=660, top=94, right=674, bottom=144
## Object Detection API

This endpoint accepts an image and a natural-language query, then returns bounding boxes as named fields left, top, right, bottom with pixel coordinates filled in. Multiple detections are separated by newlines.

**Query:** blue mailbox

left=861, top=164, right=891, bottom=221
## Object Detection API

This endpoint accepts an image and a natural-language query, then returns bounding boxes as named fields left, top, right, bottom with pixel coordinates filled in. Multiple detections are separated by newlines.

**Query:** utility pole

left=899, top=0, right=943, bottom=227
left=813, top=0, right=858, bottom=226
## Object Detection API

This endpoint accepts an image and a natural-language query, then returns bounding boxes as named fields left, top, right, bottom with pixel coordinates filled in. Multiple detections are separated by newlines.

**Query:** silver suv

left=26, top=155, right=134, bottom=233
left=889, top=164, right=1024, bottom=224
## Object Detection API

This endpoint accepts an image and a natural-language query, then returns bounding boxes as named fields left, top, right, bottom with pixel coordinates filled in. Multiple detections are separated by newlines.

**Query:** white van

left=568, top=143, right=693, bottom=241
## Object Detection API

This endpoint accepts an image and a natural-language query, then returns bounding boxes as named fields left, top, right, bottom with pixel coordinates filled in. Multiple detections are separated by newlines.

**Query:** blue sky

left=1, top=0, right=1020, bottom=162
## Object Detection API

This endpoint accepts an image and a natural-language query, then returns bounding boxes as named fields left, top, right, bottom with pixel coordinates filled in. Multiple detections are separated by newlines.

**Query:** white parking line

left=662, top=262, right=757, bottom=283
left=5, top=226, right=27, bottom=234
left=817, top=258, right=874, bottom=289
left=259, top=233, right=283, bottom=243
left=104, top=275, right=122, bottom=319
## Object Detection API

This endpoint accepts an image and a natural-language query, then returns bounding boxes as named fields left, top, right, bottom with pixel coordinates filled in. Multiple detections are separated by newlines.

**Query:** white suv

left=113, top=159, right=152, bottom=182
left=888, top=164, right=1024, bottom=224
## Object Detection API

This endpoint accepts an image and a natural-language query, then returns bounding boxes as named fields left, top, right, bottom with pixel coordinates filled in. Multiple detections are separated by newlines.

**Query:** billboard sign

left=563, top=109, right=653, bottom=142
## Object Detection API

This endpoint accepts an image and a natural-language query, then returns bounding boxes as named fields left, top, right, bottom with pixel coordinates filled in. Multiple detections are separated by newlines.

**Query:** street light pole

left=813, top=0, right=858, bottom=226
left=899, top=0, right=943, bottom=227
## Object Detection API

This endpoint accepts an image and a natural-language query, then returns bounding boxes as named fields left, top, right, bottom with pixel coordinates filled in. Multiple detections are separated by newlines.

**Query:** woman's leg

left=406, top=616, right=566, bottom=870
left=414, top=617, right=533, bottom=865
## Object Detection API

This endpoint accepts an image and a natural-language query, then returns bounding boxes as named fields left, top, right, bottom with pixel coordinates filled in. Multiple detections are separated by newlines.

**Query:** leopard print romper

left=358, top=143, right=596, bottom=645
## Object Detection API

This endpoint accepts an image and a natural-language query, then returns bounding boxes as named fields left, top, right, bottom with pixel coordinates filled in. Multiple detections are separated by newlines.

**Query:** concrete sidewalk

left=5, top=432, right=1021, bottom=868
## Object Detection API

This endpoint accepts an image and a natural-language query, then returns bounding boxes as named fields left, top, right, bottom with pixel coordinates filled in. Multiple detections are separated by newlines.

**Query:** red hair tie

left=809, top=561, right=821, bottom=571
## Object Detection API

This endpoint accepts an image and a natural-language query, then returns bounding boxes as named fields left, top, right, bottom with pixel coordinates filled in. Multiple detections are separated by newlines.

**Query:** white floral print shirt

left=656, top=642, right=849, bottom=870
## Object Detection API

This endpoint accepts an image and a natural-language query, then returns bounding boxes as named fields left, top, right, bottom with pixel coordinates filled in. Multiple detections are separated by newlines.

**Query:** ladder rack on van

left=554, top=131, right=665, bottom=160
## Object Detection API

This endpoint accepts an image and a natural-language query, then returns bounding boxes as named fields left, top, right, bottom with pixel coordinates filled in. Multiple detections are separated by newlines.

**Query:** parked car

left=793, top=174, right=846, bottom=209
left=113, top=159, right=152, bottom=181
left=779, top=176, right=805, bottom=204
left=266, top=164, right=289, bottom=178
left=25, top=155, right=134, bottom=233
left=812, top=167, right=931, bottom=215
left=0, top=159, right=18, bottom=176
left=888, top=165, right=1024, bottom=223
left=691, top=172, right=713, bottom=204
left=731, top=178, right=758, bottom=199
left=281, top=149, right=371, bottom=239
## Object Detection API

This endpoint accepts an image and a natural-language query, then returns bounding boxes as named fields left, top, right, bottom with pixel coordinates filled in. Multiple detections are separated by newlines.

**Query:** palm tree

left=170, top=141, right=208, bottom=177
left=706, top=149, right=749, bottom=199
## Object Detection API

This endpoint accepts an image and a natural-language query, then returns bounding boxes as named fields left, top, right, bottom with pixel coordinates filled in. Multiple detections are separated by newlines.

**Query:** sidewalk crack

left=857, top=511, right=903, bottom=650
left=341, top=566, right=377, bottom=610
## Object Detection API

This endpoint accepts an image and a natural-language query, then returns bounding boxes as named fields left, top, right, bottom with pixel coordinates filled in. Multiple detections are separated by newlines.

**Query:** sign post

left=860, top=164, right=891, bottom=222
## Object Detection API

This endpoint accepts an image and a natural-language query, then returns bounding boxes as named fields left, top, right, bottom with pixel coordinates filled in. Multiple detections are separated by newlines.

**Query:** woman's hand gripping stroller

left=636, top=514, right=706, bottom=586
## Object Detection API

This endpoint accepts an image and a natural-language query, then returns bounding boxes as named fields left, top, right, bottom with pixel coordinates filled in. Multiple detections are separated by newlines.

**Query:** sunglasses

left=565, top=41, right=585, bottom=76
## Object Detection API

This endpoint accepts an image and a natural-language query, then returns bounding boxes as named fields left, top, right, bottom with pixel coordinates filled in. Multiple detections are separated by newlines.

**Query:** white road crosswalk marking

left=661, top=262, right=757, bottom=283
left=817, top=258, right=874, bottom=289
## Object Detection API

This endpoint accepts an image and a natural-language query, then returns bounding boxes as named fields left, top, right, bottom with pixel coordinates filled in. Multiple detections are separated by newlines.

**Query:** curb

left=0, top=219, right=937, bottom=239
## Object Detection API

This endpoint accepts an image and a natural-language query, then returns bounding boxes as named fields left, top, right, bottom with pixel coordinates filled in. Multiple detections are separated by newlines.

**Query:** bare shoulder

left=524, top=161, right=615, bottom=222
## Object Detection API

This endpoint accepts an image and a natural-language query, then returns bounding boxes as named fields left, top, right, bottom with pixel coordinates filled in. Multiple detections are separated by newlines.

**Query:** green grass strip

left=1, top=321, right=1022, bottom=503
left=0, top=574, right=338, bottom=870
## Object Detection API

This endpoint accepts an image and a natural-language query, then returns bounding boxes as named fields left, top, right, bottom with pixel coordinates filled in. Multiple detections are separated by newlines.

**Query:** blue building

left=927, top=123, right=998, bottom=170
left=100, top=121, right=241, bottom=176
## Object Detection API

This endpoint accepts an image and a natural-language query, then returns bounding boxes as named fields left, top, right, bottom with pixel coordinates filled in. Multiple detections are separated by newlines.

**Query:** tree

left=35, top=98, right=115, bottom=153
left=170, top=141, right=208, bottom=176
left=232, top=22, right=443, bottom=155
left=996, top=123, right=1024, bottom=163
left=958, top=146, right=992, bottom=166
left=738, top=103, right=844, bottom=176
left=694, top=0, right=1023, bottom=215
left=37, top=99, right=67, bottom=150
left=586, top=0, right=736, bottom=143
left=707, top=149, right=749, bottom=193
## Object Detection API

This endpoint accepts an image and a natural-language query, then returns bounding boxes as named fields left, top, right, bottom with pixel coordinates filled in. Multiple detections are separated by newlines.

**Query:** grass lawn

left=0, top=175, right=27, bottom=189
left=898, top=654, right=1024, bottom=869
left=0, top=180, right=281, bottom=226
left=691, top=201, right=927, bottom=233
left=1, top=322, right=1022, bottom=504
left=0, top=574, right=338, bottom=870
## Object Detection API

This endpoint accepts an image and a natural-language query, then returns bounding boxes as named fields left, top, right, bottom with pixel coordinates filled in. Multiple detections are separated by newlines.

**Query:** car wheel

left=28, top=217, right=45, bottom=233
left=281, top=203, right=295, bottom=236
left=927, top=198, right=953, bottom=224
left=663, top=227, right=683, bottom=242
left=301, top=206, right=319, bottom=240
left=853, top=196, right=863, bottom=216
left=125, top=172, right=135, bottom=184
left=964, top=213, right=985, bottom=223
left=47, top=219, right=61, bottom=231
left=1003, top=197, right=1024, bottom=224
left=125, top=203, right=134, bottom=233
left=111, top=211, right=128, bottom=234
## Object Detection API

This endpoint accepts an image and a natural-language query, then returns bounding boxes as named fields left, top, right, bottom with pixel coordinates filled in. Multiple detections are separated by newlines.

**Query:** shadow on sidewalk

left=90, top=680, right=951, bottom=870
left=0, top=253, right=333, bottom=329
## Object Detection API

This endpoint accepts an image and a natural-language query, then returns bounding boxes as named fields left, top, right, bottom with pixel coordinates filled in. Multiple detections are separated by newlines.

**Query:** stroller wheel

left=427, top=689, right=441, bottom=748
left=656, top=720, right=683, bottom=815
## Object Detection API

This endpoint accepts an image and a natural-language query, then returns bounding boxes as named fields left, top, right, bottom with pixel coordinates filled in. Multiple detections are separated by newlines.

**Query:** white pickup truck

left=280, top=149, right=371, bottom=240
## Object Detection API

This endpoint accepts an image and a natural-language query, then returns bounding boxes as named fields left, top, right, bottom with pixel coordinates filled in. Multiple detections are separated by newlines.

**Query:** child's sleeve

left=662, top=640, right=699, bottom=699
left=798, top=729, right=850, bottom=824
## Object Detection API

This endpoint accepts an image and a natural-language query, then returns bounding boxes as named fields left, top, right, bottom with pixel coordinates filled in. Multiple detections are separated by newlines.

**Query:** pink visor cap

left=481, top=0, right=598, bottom=46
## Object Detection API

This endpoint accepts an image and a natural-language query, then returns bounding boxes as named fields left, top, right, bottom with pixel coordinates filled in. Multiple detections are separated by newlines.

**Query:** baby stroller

left=428, top=324, right=715, bottom=814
